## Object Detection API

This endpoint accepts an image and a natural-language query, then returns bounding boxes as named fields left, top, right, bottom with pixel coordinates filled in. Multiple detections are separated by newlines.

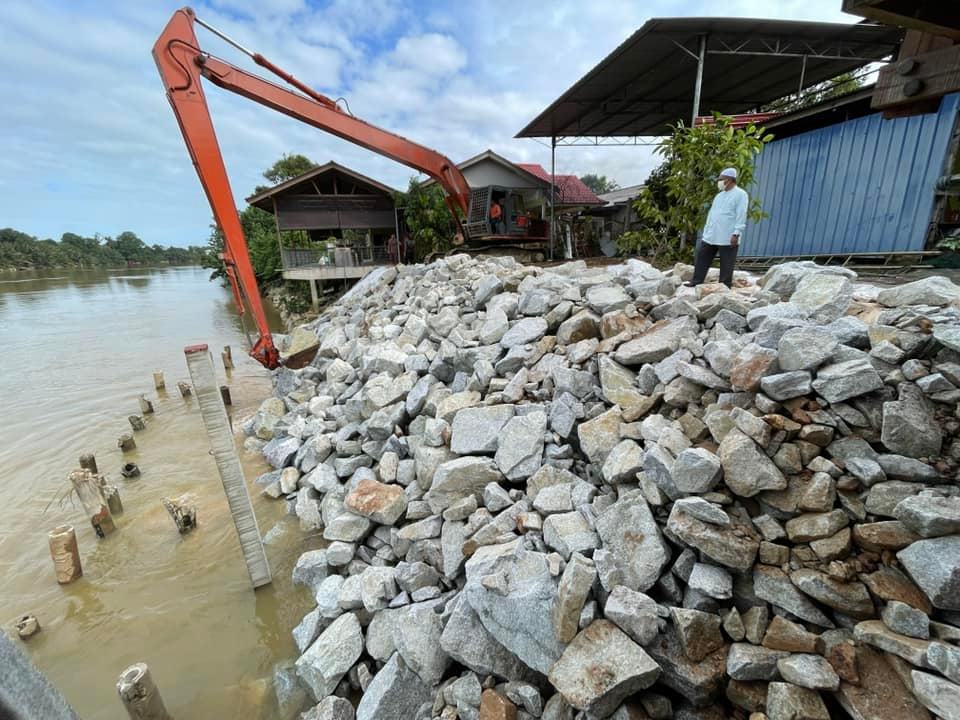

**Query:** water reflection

left=115, top=276, right=151, bottom=290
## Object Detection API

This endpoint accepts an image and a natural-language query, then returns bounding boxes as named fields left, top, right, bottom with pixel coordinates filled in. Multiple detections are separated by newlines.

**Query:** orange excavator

left=153, top=8, right=545, bottom=370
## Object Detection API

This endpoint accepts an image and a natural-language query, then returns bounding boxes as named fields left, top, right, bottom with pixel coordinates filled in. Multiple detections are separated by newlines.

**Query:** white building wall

left=461, top=158, right=543, bottom=189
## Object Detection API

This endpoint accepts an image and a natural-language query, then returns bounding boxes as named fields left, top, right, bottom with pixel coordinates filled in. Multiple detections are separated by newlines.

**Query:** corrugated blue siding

left=746, top=92, right=959, bottom=256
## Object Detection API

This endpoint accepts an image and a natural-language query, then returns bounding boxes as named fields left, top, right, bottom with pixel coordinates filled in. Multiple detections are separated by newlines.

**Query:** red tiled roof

left=516, top=164, right=603, bottom=206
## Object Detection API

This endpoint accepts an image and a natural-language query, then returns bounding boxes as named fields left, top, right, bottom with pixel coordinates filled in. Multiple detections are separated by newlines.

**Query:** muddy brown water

left=0, top=267, right=315, bottom=719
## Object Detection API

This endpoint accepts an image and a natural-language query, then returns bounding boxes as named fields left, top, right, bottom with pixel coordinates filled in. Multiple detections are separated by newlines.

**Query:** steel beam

left=691, top=34, right=707, bottom=125
left=554, top=136, right=661, bottom=146
left=550, top=136, right=556, bottom=261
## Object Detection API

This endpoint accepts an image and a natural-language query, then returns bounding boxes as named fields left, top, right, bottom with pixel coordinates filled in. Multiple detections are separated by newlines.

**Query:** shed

left=247, top=160, right=399, bottom=267
left=246, top=161, right=399, bottom=303
left=746, top=90, right=960, bottom=257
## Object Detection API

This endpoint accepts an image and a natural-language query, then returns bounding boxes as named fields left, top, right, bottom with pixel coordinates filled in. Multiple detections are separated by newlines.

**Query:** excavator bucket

left=280, top=344, right=319, bottom=370
left=277, top=327, right=320, bottom=369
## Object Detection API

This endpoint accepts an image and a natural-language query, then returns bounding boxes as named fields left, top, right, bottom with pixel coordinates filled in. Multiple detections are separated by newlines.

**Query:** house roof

left=597, top=184, right=645, bottom=205
left=419, top=148, right=550, bottom=189
left=246, top=160, right=397, bottom=211
left=419, top=150, right=602, bottom=205
left=515, top=164, right=603, bottom=206
left=516, top=17, right=902, bottom=139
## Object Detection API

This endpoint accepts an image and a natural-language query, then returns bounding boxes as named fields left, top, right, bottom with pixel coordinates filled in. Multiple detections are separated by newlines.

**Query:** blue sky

left=0, top=0, right=853, bottom=246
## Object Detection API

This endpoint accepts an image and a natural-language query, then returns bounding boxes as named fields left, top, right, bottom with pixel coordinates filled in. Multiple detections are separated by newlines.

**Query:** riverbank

left=0, top=227, right=206, bottom=270
left=248, top=255, right=960, bottom=718
left=266, top=279, right=368, bottom=331
left=265, top=282, right=314, bottom=330
left=0, top=262, right=204, bottom=272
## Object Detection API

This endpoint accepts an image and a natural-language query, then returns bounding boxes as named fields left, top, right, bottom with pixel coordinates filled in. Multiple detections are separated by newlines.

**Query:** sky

left=0, top=0, right=856, bottom=247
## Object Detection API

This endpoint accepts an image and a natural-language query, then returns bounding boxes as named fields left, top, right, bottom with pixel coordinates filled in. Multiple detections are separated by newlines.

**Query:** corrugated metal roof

left=516, top=17, right=902, bottom=138
left=745, top=92, right=960, bottom=256
left=516, top=164, right=603, bottom=205
left=246, top=161, right=397, bottom=211
left=597, top=184, right=645, bottom=205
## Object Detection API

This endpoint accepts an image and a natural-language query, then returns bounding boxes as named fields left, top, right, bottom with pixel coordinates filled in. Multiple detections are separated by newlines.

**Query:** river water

left=0, top=267, right=314, bottom=719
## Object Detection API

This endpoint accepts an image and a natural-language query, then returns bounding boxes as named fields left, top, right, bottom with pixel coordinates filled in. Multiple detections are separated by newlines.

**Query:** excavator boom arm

left=152, top=7, right=471, bottom=369
left=197, top=53, right=471, bottom=217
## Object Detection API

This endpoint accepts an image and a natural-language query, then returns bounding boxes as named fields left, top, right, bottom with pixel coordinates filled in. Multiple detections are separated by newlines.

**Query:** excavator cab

left=461, top=185, right=549, bottom=261
left=465, top=186, right=543, bottom=239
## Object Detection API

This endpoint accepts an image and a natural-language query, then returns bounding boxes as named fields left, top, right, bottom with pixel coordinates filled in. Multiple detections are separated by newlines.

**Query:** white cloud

left=0, top=0, right=860, bottom=245
left=392, top=33, right=466, bottom=76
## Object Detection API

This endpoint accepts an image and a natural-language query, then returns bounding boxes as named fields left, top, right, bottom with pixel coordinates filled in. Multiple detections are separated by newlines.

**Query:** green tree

left=397, top=177, right=459, bottom=260
left=202, top=224, right=226, bottom=281
left=244, top=207, right=282, bottom=280
left=763, top=71, right=863, bottom=113
left=106, top=231, right=152, bottom=263
left=257, top=153, right=318, bottom=191
left=579, top=174, right=619, bottom=195
left=618, top=114, right=773, bottom=260
left=207, top=153, right=318, bottom=281
left=203, top=207, right=282, bottom=282
left=0, top=227, right=204, bottom=269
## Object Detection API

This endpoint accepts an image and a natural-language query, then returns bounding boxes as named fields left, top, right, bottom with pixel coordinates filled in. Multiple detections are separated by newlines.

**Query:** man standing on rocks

left=686, top=167, right=748, bottom=288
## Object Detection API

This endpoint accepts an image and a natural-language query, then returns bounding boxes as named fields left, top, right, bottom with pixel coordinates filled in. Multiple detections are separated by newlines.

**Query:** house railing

left=281, top=248, right=323, bottom=268
left=281, top=246, right=393, bottom=269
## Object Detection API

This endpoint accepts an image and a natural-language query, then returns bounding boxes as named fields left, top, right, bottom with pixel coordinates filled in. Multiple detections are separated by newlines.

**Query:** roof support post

left=550, top=135, right=556, bottom=261
left=394, top=206, right=401, bottom=254
left=798, top=54, right=808, bottom=95
left=691, top=34, right=707, bottom=125
left=271, top=196, right=285, bottom=269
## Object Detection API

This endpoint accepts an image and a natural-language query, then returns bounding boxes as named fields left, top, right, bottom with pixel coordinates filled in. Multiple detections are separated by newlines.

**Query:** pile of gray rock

left=245, top=255, right=960, bottom=720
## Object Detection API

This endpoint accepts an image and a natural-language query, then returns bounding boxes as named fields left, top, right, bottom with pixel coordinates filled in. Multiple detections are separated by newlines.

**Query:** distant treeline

left=0, top=228, right=207, bottom=270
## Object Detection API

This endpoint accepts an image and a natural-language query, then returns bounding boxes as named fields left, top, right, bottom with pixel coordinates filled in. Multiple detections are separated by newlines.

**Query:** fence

left=746, top=92, right=960, bottom=257
left=281, top=245, right=392, bottom=270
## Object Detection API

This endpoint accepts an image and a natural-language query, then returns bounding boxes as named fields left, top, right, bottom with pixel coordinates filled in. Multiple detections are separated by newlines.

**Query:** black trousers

left=691, top=241, right=738, bottom=287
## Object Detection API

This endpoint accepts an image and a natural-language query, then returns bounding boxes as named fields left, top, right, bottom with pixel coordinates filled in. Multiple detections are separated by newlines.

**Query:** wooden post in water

left=48, top=525, right=82, bottom=583
left=177, top=381, right=192, bottom=397
left=128, top=415, right=146, bottom=431
left=79, top=454, right=98, bottom=474
left=117, top=663, right=171, bottom=720
left=118, top=433, right=136, bottom=452
left=15, top=614, right=41, bottom=640
left=68, top=469, right=116, bottom=538
left=222, top=345, right=234, bottom=370
left=185, top=344, right=271, bottom=588
left=138, top=395, right=154, bottom=415
left=219, top=385, right=232, bottom=406
left=152, top=371, right=165, bottom=391
left=162, top=494, right=197, bottom=534
left=104, top=485, right=123, bottom=516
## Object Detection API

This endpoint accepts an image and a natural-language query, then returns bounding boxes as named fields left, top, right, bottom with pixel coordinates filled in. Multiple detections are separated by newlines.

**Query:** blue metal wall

left=746, top=92, right=959, bottom=256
